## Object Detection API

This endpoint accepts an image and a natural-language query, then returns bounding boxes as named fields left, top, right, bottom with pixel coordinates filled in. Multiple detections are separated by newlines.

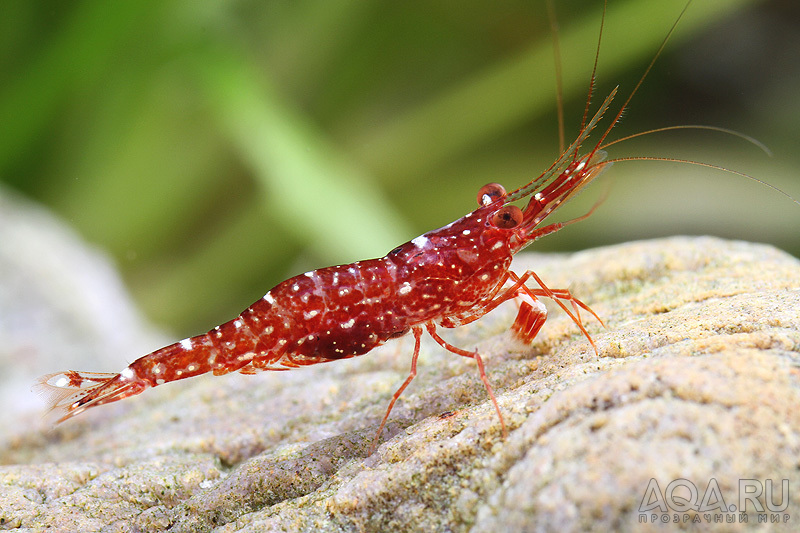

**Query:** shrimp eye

left=477, top=183, right=506, bottom=206
left=492, top=205, right=523, bottom=229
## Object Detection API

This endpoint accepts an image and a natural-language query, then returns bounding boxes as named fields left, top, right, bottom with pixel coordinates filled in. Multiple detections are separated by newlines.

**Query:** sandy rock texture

left=1, top=198, right=799, bottom=532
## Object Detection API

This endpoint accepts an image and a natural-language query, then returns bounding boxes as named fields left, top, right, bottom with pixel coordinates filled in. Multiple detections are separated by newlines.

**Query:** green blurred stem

left=191, top=42, right=411, bottom=263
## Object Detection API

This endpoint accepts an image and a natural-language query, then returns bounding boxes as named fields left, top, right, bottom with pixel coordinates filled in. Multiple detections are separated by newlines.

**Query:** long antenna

left=606, top=156, right=800, bottom=208
left=602, top=125, right=772, bottom=157
left=546, top=0, right=565, bottom=154
left=576, top=0, right=608, bottom=157
left=585, top=0, right=694, bottom=162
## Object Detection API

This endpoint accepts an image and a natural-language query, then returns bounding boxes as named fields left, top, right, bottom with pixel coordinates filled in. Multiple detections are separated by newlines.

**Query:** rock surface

left=1, top=203, right=799, bottom=531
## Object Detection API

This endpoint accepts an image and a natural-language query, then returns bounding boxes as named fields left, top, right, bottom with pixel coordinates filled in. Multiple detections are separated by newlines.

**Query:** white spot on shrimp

left=152, top=364, right=163, bottom=375
left=492, top=241, right=503, bottom=250
left=304, top=271, right=315, bottom=278
left=121, top=368, right=134, bottom=380
left=279, top=339, right=288, bottom=346
left=462, top=229, right=471, bottom=236
left=307, top=334, right=315, bottom=341
left=265, top=326, right=274, bottom=334
left=234, top=320, right=243, bottom=329
left=480, top=274, right=490, bottom=281
left=412, top=235, right=429, bottom=248
left=292, top=284, right=300, bottom=292
left=187, top=364, right=197, bottom=372
left=180, top=338, right=193, bottom=350
left=339, top=288, right=349, bottom=296
left=399, top=282, right=412, bottom=295
left=263, top=292, right=275, bottom=304
left=333, top=273, right=339, bottom=285
left=341, top=318, right=355, bottom=329
left=348, top=267, right=357, bottom=275
left=304, top=310, right=319, bottom=319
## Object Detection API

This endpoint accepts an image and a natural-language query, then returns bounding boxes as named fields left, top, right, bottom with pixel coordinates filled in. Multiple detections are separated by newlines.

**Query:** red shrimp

left=35, top=1, right=733, bottom=448
left=34, top=118, right=610, bottom=444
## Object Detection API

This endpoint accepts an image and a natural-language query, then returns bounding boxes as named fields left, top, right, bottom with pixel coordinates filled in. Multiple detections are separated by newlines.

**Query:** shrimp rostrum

left=35, top=89, right=620, bottom=447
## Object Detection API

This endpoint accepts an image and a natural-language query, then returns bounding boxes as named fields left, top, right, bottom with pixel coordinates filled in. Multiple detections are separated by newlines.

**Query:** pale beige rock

left=2, top=235, right=799, bottom=532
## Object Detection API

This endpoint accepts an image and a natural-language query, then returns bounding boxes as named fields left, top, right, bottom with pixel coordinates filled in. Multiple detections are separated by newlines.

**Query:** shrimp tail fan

left=33, top=371, right=146, bottom=423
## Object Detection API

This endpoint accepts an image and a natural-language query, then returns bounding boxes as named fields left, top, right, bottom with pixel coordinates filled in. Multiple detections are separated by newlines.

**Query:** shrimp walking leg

left=372, top=326, right=424, bottom=451
left=425, top=323, right=508, bottom=438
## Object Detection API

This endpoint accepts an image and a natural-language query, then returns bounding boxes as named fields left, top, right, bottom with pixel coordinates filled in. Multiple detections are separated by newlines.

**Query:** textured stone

left=2, top=229, right=799, bottom=531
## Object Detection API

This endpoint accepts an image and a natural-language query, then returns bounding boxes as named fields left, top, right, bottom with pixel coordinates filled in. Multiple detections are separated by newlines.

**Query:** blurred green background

left=1, top=0, right=798, bottom=336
